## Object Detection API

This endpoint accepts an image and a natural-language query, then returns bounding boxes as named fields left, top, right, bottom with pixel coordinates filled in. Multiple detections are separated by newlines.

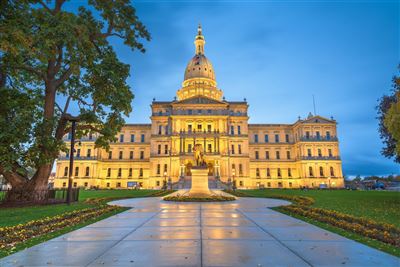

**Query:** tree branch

left=38, top=1, right=53, bottom=14
left=55, top=67, right=72, bottom=88
left=14, top=65, right=46, bottom=80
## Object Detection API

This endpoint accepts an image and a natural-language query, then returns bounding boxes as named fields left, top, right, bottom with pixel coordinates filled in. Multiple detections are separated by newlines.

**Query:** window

left=265, top=151, right=270, bottom=159
left=276, top=151, right=280, bottom=159
left=318, top=149, right=322, bottom=157
left=230, top=125, right=234, bottom=135
left=285, top=134, right=289, bottom=143
left=278, top=182, right=282, bottom=188
left=164, top=145, right=168, bottom=154
left=275, top=134, right=279, bottom=143
left=108, top=151, right=112, bottom=159
left=74, top=167, right=79, bottom=177
left=277, top=168, right=281, bottom=177
left=63, top=182, right=66, bottom=187
left=158, top=144, right=161, bottom=155
left=156, top=181, right=160, bottom=186
left=237, top=126, right=241, bottom=135
left=197, top=109, right=202, bottom=114
left=157, top=164, right=161, bottom=175
left=239, top=164, right=243, bottom=175
left=197, top=124, right=202, bottom=131
left=306, top=131, right=310, bottom=139
left=188, top=109, right=193, bottom=115
left=328, top=149, right=332, bottom=157
left=255, top=151, right=259, bottom=159
left=73, top=182, right=77, bottom=187
left=139, top=168, right=143, bottom=177
left=106, top=182, right=110, bottom=188
left=141, top=134, right=145, bottom=143
left=207, top=109, right=212, bottom=114
left=165, top=126, right=169, bottom=135
left=129, top=168, right=132, bottom=177
left=238, top=144, right=242, bottom=154
left=289, top=182, right=292, bottom=188
left=254, top=134, right=258, bottom=143
left=87, top=149, right=91, bottom=157
left=267, top=182, right=271, bottom=187
left=307, top=149, right=312, bottom=157
left=76, top=149, right=81, bottom=157
left=64, top=167, right=68, bottom=177
left=286, top=151, right=291, bottom=159
left=119, top=151, right=123, bottom=159
left=207, top=125, right=212, bottom=132
left=188, top=125, right=192, bottom=132
left=130, top=151, right=134, bottom=159
left=130, top=134, right=135, bottom=142
left=330, top=166, right=335, bottom=177
left=266, top=168, right=270, bottom=177
left=316, top=131, right=321, bottom=140
left=320, top=166, right=324, bottom=177
left=120, top=134, right=124, bottom=143
left=326, top=131, right=331, bottom=140
left=164, top=164, right=168, bottom=173
left=85, top=167, right=90, bottom=176
left=264, top=134, right=269, bottom=143
left=84, top=182, right=88, bottom=187
left=188, top=144, right=192, bottom=153
left=140, top=151, right=144, bottom=159
left=239, top=181, right=243, bottom=187
left=309, top=166, right=314, bottom=177
left=231, top=145, right=235, bottom=155
left=118, top=168, right=122, bottom=177
left=158, top=125, right=162, bottom=135
left=107, top=168, right=111, bottom=177
left=117, top=182, right=121, bottom=187
left=208, top=144, right=212, bottom=153
left=288, top=168, right=292, bottom=177
left=256, top=168, right=260, bottom=177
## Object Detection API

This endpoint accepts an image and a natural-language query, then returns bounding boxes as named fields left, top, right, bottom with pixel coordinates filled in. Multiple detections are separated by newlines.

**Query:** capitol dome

left=184, top=54, right=215, bottom=81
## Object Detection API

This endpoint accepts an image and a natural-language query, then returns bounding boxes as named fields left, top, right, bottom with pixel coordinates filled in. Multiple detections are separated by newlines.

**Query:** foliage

left=0, top=0, right=150, bottom=199
left=376, top=69, right=400, bottom=163
left=163, top=195, right=236, bottom=202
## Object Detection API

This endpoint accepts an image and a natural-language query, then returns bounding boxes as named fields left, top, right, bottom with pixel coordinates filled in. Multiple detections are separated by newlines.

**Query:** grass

left=237, top=189, right=400, bottom=227
left=237, top=189, right=400, bottom=257
left=0, top=189, right=168, bottom=258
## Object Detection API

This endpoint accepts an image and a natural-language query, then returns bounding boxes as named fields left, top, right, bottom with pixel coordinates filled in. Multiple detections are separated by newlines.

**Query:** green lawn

left=238, top=189, right=400, bottom=227
left=0, top=189, right=161, bottom=227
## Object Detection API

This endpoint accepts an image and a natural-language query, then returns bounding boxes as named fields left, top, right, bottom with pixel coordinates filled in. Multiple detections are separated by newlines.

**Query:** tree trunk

left=5, top=164, right=53, bottom=203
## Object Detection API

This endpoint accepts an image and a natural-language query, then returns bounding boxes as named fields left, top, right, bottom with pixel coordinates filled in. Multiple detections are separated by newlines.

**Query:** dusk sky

left=68, top=0, right=399, bottom=176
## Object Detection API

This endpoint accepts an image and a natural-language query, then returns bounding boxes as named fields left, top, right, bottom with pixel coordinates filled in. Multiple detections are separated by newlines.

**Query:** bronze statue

left=194, top=144, right=206, bottom=166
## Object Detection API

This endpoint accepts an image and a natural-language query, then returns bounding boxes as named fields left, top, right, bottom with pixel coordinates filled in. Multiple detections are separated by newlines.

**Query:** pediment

left=175, top=96, right=226, bottom=105
left=302, top=115, right=335, bottom=124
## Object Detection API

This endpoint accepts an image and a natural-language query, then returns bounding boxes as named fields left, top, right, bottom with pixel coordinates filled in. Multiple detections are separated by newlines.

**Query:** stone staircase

left=171, top=176, right=229, bottom=190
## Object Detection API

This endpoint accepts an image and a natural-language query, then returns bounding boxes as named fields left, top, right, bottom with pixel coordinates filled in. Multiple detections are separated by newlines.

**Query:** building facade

left=54, top=26, right=344, bottom=189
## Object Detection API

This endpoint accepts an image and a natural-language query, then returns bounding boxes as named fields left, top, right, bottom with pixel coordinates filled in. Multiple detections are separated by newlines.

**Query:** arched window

left=309, top=167, right=314, bottom=177
left=320, top=166, right=324, bottom=177
left=64, top=167, right=68, bottom=177
left=330, top=167, right=335, bottom=177
left=85, top=167, right=90, bottom=176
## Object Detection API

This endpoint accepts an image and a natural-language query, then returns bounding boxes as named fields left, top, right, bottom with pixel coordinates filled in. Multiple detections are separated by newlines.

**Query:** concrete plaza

left=0, top=196, right=399, bottom=267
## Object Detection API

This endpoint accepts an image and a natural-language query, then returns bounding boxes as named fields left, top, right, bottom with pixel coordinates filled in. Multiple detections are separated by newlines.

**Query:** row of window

left=304, top=131, right=331, bottom=140
left=306, top=148, right=333, bottom=157
left=254, top=166, right=335, bottom=178
left=157, top=125, right=169, bottom=135
left=118, top=134, right=146, bottom=143
left=157, top=145, right=169, bottom=155
left=254, top=150, right=291, bottom=160
left=62, top=182, right=144, bottom=188
left=108, top=150, right=146, bottom=160
left=186, top=124, right=213, bottom=132
left=253, top=134, right=290, bottom=143
left=63, top=166, right=145, bottom=178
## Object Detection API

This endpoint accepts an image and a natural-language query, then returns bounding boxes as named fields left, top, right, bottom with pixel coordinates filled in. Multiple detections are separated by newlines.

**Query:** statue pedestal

left=188, top=167, right=211, bottom=197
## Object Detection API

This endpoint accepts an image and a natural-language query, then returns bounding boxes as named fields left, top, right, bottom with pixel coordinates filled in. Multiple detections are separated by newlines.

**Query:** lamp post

left=65, top=114, right=80, bottom=205
left=232, top=169, right=236, bottom=191
left=163, top=171, right=167, bottom=190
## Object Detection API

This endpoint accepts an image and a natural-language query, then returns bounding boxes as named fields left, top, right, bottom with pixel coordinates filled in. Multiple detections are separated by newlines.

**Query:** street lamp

left=65, top=114, right=80, bottom=205
left=163, top=171, right=167, bottom=190
left=232, top=169, right=236, bottom=191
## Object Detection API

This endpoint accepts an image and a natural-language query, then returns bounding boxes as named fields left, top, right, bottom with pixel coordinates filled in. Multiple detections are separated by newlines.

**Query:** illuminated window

left=85, top=167, right=90, bottom=176
left=309, top=167, right=314, bottom=177
left=107, top=168, right=111, bottom=177
left=118, top=168, right=122, bottom=177
left=119, top=151, right=123, bottom=159
left=320, top=166, right=324, bottom=177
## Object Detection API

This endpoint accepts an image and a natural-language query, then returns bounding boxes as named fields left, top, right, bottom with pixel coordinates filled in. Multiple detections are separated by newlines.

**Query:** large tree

left=377, top=69, right=400, bottom=163
left=0, top=0, right=150, bottom=202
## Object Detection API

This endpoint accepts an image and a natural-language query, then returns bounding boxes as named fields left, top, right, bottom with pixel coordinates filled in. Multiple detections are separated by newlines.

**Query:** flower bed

left=0, top=204, right=120, bottom=252
left=163, top=195, right=236, bottom=202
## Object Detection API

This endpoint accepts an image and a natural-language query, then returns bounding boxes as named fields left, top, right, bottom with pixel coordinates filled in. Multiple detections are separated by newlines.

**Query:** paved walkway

left=1, top=196, right=399, bottom=267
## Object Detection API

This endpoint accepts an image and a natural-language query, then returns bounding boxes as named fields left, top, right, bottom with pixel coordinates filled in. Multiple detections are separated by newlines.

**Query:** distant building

left=54, top=26, right=344, bottom=190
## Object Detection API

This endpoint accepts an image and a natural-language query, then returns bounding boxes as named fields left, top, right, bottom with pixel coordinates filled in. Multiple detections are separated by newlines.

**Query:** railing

left=58, top=156, right=98, bottom=160
left=0, top=188, right=79, bottom=204
left=299, top=156, right=341, bottom=160
left=300, top=136, right=338, bottom=142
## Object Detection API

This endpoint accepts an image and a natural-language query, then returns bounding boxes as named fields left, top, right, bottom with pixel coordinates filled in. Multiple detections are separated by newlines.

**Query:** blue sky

left=72, top=0, right=399, bottom=176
